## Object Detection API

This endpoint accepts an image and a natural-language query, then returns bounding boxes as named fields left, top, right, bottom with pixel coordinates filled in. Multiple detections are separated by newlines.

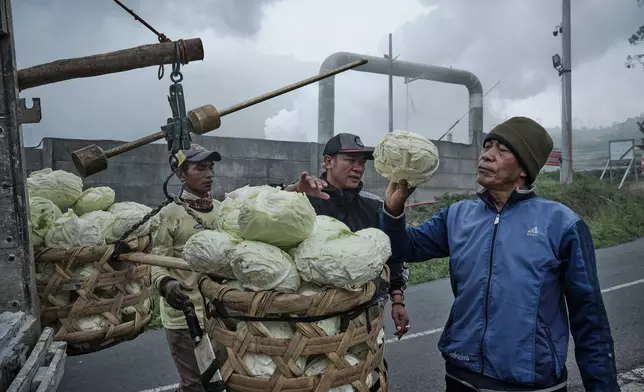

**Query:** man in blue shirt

left=380, top=116, right=619, bottom=391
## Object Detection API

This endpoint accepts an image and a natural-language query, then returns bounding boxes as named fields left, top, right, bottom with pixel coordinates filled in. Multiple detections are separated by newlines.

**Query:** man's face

left=178, top=161, right=215, bottom=196
left=477, top=139, right=526, bottom=189
left=324, top=153, right=368, bottom=189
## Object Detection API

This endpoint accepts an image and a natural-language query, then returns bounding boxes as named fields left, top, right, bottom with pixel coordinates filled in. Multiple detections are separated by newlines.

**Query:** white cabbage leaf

left=183, top=230, right=240, bottom=278
left=238, top=188, right=316, bottom=249
left=230, top=241, right=301, bottom=292
left=72, top=186, right=115, bottom=215
left=217, top=185, right=279, bottom=236
left=106, top=201, right=154, bottom=243
left=293, top=228, right=391, bottom=291
left=373, top=130, right=440, bottom=186
left=27, top=168, right=83, bottom=209
left=45, top=210, right=106, bottom=249
left=29, top=196, right=62, bottom=248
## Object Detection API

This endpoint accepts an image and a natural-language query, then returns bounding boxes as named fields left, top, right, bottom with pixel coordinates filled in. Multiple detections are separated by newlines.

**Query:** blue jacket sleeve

left=379, top=207, right=450, bottom=263
left=559, top=219, right=619, bottom=392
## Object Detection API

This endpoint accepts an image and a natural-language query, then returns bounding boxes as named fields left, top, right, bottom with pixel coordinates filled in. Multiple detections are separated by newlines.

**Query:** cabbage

left=120, top=280, right=151, bottom=320
left=312, top=215, right=350, bottom=235
left=105, top=202, right=153, bottom=243
left=218, top=185, right=279, bottom=236
left=76, top=315, right=109, bottom=332
left=298, top=283, right=341, bottom=336
left=45, top=210, right=106, bottom=249
left=183, top=230, right=240, bottom=278
left=27, top=168, right=83, bottom=209
left=293, top=228, right=391, bottom=291
left=81, top=210, right=116, bottom=239
left=29, top=196, right=62, bottom=248
left=303, top=353, right=373, bottom=391
left=373, top=130, right=440, bottom=186
left=72, top=187, right=115, bottom=215
left=237, top=321, right=306, bottom=377
left=230, top=241, right=301, bottom=293
left=238, top=188, right=316, bottom=249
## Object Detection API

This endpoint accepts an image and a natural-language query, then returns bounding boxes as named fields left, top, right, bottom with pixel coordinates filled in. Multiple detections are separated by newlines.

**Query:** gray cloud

left=14, top=0, right=644, bottom=149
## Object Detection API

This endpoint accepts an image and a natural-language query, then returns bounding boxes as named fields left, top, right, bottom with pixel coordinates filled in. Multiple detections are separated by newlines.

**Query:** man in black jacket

left=280, top=133, right=411, bottom=338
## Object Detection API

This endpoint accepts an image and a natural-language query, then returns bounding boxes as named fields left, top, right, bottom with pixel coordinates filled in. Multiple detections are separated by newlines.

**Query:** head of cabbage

left=230, top=240, right=301, bottom=293
left=373, top=130, right=440, bottom=186
left=72, top=187, right=115, bottom=215
left=238, top=188, right=316, bottom=249
left=217, top=185, right=280, bottom=236
left=27, top=168, right=83, bottom=210
left=293, top=227, right=391, bottom=291
left=45, top=210, right=106, bottom=249
left=182, top=230, right=240, bottom=279
left=29, top=196, right=62, bottom=248
left=105, top=202, right=154, bottom=243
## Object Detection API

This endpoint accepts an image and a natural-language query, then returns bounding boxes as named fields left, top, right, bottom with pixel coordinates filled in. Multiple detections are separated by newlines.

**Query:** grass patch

left=406, top=171, right=644, bottom=285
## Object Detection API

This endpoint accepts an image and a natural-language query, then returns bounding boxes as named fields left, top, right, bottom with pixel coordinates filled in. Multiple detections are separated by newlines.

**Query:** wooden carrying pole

left=17, top=38, right=205, bottom=91
left=116, top=252, right=193, bottom=271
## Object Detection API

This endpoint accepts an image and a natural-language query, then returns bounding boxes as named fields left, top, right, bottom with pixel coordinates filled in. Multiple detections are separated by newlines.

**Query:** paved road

left=58, top=238, right=644, bottom=392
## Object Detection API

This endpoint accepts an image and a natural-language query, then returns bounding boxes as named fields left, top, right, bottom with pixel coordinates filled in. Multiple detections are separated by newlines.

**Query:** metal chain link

left=172, top=196, right=214, bottom=231
left=116, top=198, right=174, bottom=244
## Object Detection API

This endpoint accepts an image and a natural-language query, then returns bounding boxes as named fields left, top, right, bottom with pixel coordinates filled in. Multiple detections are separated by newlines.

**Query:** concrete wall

left=23, top=136, right=481, bottom=207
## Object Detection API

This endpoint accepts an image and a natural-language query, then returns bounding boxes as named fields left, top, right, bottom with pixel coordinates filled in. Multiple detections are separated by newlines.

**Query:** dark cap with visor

left=323, top=133, right=374, bottom=160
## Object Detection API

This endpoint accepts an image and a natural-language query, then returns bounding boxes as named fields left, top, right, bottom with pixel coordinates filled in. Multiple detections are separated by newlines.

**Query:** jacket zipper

left=544, top=323, right=562, bottom=378
left=480, top=212, right=500, bottom=374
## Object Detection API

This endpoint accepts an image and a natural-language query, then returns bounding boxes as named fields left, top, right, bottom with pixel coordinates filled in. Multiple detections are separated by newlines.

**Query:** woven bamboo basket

left=199, top=267, right=391, bottom=392
left=33, top=235, right=154, bottom=355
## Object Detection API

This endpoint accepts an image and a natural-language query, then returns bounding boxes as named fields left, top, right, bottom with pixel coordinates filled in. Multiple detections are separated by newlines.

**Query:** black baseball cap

left=323, top=133, right=374, bottom=159
left=177, top=143, right=221, bottom=167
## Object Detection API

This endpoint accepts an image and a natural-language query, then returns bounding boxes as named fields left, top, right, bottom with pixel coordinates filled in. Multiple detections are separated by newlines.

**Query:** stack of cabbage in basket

left=26, top=168, right=156, bottom=332
left=184, top=185, right=392, bottom=389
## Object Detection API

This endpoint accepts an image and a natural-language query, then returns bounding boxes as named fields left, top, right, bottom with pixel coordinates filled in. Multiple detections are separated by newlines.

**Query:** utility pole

left=0, top=0, right=39, bottom=315
left=388, top=33, right=393, bottom=133
left=560, top=0, right=573, bottom=184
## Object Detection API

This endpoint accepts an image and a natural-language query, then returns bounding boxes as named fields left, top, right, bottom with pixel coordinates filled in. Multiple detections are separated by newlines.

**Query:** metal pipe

left=318, top=51, right=484, bottom=144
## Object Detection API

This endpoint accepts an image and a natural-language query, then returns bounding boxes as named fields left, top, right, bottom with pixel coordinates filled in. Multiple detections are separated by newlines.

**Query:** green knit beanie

left=483, top=116, right=554, bottom=186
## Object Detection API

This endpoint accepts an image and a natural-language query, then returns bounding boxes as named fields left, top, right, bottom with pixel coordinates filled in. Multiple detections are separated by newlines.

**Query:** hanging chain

left=111, top=0, right=172, bottom=80
left=112, top=195, right=213, bottom=259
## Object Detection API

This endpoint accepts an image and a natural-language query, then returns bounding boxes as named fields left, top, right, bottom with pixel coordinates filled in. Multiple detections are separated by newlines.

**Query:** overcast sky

left=15, top=0, right=644, bottom=147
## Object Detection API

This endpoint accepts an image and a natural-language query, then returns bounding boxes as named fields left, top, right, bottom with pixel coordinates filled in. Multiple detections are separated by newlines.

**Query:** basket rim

left=198, top=266, right=389, bottom=317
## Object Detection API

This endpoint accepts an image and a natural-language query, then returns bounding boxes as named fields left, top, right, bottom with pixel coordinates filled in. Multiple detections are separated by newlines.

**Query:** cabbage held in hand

left=293, top=227, right=391, bottom=291
left=29, top=196, right=62, bottom=248
left=183, top=230, right=240, bottom=278
left=45, top=210, right=106, bottom=248
left=230, top=240, right=301, bottom=293
left=105, top=202, right=153, bottom=243
left=238, top=188, right=316, bottom=249
left=27, top=168, right=83, bottom=209
left=373, top=130, right=440, bottom=186
left=72, top=187, right=115, bottom=215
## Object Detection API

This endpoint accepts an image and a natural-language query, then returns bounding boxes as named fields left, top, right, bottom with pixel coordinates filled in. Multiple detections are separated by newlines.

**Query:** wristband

left=392, top=302, right=405, bottom=308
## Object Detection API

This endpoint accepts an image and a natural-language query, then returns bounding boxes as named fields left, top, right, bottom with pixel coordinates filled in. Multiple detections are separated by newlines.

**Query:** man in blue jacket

left=380, top=116, right=619, bottom=392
